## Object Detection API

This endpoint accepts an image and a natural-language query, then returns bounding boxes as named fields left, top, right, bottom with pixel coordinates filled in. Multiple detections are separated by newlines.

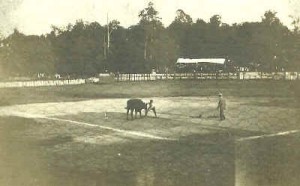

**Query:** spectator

left=217, top=93, right=226, bottom=121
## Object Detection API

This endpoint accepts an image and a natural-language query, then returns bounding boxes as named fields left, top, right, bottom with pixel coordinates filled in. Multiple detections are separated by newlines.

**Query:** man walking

left=217, top=93, right=226, bottom=121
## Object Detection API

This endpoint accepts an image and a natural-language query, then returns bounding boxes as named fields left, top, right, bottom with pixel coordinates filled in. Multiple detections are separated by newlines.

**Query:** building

left=176, top=58, right=226, bottom=72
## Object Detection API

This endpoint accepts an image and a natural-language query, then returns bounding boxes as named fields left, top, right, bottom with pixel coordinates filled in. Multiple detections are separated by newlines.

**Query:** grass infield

left=0, top=80, right=299, bottom=106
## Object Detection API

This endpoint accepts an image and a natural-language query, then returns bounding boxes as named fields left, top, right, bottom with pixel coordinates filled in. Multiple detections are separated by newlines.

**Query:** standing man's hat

left=218, top=93, right=222, bottom=96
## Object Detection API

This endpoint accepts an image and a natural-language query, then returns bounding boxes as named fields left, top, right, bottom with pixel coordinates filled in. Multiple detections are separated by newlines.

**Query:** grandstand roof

left=176, top=58, right=226, bottom=64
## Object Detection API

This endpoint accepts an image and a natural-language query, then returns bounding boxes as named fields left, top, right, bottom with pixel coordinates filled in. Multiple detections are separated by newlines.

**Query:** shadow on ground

left=0, top=116, right=244, bottom=186
left=1, top=115, right=298, bottom=186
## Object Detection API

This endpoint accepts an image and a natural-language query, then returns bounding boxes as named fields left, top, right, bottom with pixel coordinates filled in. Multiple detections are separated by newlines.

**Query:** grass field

left=0, top=80, right=299, bottom=186
left=0, top=80, right=299, bottom=106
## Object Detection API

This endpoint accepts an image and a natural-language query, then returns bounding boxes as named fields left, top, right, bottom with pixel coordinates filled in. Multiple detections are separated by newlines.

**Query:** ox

left=126, top=99, right=148, bottom=120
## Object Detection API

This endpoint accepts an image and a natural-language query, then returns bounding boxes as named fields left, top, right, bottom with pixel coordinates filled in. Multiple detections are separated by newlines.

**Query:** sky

left=0, top=0, right=300, bottom=36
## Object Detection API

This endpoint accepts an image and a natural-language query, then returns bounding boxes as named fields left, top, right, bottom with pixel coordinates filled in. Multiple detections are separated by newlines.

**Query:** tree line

left=1, top=2, right=300, bottom=77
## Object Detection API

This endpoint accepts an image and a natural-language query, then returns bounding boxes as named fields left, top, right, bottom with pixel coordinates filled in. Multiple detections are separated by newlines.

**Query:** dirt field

left=0, top=96, right=299, bottom=186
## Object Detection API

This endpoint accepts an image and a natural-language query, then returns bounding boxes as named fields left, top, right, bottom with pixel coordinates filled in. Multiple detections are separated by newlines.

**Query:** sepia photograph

left=0, top=0, right=299, bottom=185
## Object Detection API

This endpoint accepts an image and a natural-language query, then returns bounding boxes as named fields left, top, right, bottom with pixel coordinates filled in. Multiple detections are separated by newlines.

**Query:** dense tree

left=174, top=9, right=193, bottom=24
left=209, top=15, right=222, bottom=28
left=250, top=11, right=290, bottom=71
left=138, top=2, right=164, bottom=71
left=48, top=20, right=106, bottom=76
left=0, top=3, right=300, bottom=76
left=168, top=10, right=194, bottom=57
left=0, top=29, right=56, bottom=76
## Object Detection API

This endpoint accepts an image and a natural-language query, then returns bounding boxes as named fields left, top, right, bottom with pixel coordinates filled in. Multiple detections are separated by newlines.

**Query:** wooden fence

left=0, top=79, right=86, bottom=88
left=116, top=72, right=299, bottom=81
left=0, top=72, right=298, bottom=88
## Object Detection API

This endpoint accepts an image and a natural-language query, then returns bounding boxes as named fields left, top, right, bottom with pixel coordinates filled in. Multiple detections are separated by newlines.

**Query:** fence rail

left=116, top=72, right=299, bottom=81
left=0, top=72, right=298, bottom=88
left=0, top=79, right=86, bottom=88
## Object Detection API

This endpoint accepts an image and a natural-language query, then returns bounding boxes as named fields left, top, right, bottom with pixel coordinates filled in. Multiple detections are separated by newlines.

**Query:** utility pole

left=104, top=13, right=116, bottom=60
left=107, top=13, right=110, bottom=54
left=103, top=35, right=107, bottom=59
left=103, top=13, right=110, bottom=60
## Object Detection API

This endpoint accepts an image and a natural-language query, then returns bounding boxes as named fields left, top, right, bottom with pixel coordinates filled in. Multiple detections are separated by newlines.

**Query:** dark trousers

left=146, top=107, right=157, bottom=117
left=220, top=109, right=225, bottom=120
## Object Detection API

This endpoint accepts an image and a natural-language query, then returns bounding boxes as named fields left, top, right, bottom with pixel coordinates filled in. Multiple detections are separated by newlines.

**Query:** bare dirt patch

left=0, top=96, right=299, bottom=186
left=1, top=96, right=299, bottom=134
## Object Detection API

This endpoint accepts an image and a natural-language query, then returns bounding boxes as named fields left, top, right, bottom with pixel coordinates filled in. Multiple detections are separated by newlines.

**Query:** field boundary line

left=10, top=111, right=175, bottom=141
left=237, top=130, right=299, bottom=142
left=46, top=117, right=175, bottom=140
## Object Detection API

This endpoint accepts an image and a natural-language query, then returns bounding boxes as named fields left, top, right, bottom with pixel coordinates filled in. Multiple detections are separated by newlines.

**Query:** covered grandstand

left=176, top=58, right=227, bottom=72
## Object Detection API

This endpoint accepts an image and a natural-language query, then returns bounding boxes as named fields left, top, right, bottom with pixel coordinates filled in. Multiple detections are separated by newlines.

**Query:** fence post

left=284, top=71, right=287, bottom=80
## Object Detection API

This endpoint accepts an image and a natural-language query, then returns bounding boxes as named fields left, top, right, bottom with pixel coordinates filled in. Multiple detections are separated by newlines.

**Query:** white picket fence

left=0, top=72, right=298, bottom=88
left=0, top=79, right=86, bottom=88
left=239, top=72, right=299, bottom=80
left=116, top=72, right=299, bottom=81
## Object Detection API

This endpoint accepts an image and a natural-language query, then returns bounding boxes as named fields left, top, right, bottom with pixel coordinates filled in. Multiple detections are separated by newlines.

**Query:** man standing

left=217, top=93, right=226, bottom=121
left=146, top=99, right=157, bottom=117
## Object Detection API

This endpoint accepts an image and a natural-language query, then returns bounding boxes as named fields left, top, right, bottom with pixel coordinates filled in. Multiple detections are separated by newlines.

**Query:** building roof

left=176, top=58, right=226, bottom=64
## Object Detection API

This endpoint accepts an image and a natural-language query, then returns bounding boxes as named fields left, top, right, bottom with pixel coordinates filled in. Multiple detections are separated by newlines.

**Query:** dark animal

left=126, top=99, right=148, bottom=120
